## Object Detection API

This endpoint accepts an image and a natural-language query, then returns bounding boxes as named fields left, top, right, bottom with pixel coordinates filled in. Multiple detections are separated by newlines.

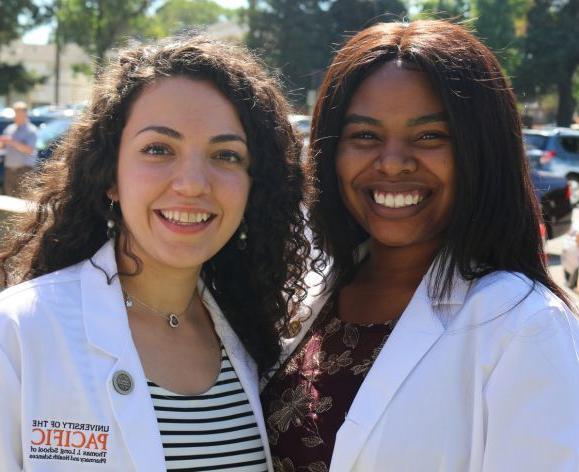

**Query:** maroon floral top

left=261, top=300, right=396, bottom=472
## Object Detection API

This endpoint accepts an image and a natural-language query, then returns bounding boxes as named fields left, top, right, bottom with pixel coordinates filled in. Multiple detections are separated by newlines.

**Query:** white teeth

left=160, top=210, right=211, bottom=224
left=372, top=191, right=425, bottom=209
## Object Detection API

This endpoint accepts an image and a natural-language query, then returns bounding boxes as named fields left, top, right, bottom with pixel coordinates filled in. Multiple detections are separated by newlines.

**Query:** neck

left=116, top=247, right=200, bottom=316
left=360, top=238, right=441, bottom=289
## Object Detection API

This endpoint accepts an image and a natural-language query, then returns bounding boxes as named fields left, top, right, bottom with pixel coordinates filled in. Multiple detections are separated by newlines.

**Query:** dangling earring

left=236, top=218, right=248, bottom=250
left=107, top=199, right=117, bottom=240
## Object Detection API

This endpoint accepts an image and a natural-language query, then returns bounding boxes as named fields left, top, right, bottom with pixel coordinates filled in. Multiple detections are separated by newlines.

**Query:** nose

left=374, top=141, right=417, bottom=176
left=171, top=155, right=211, bottom=197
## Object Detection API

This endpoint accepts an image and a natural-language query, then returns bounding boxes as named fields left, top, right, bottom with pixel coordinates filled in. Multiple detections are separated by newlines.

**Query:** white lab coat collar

left=81, top=241, right=273, bottom=471
left=276, top=242, right=472, bottom=471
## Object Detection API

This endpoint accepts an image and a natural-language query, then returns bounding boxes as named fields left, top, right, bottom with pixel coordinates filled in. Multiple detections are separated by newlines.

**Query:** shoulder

left=458, top=270, right=576, bottom=339
left=4, top=123, right=16, bottom=134
left=0, top=263, right=83, bottom=324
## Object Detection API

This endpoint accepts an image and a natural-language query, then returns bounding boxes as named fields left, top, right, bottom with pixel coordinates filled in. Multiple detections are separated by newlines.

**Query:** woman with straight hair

left=0, top=34, right=310, bottom=471
left=261, top=19, right=579, bottom=471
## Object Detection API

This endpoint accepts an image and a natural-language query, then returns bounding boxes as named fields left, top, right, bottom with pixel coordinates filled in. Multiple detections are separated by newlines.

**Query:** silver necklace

left=122, top=290, right=194, bottom=328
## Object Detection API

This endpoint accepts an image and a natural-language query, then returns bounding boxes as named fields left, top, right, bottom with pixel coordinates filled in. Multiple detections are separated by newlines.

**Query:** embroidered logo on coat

left=28, top=419, right=110, bottom=465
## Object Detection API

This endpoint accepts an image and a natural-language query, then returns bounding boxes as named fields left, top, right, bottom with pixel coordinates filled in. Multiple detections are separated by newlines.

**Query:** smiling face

left=109, top=76, right=251, bottom=275
left=336, top=61, right=455, bottom=252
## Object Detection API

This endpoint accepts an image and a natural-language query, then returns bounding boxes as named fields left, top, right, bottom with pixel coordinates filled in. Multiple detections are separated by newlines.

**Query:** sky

left=22, top=0, right=249, bottom=45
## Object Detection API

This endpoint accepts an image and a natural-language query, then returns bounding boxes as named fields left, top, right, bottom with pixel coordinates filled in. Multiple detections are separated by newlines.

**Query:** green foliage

left=247, top=0, right=407, bottom=105
left=412, top=0, right=471, bottom=18
left=149, top=0, right=238, bottom=37
left=57, top=0, right=155, bottom=68
left=0, top=63, right=46, bottom=96
left=0, top=1, right=50, bottom=98
left=329, top=0, right=406, bottom=42
left=472, top=0, right=530, bottom=76
left=516, top=0, right=579, bottom=125
left=0, top=0, right=43, bottom=45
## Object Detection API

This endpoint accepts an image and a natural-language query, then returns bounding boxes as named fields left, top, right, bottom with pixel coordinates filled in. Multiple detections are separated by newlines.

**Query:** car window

left=523, top=133, right=548, bottom=150
left=560, top=136, right=579, bottom=154
left=36, top=119, right=72, bottom=150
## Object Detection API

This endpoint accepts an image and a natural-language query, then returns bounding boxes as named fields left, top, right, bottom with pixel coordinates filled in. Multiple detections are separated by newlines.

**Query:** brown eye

left=418, top=132, right=449, bottom=141
left=350, top=131, right=378, bottom=140
left=215, top=150, right=243, bottom=163
left=141, top=143, right=172, bottom=156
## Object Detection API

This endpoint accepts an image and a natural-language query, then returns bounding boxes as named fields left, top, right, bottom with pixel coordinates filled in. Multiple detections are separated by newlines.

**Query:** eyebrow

left=210, top=134, right=247, bottom=145
left=406, top=112, right=448, bottom=127
left=342, top=112, right=448, bottom=128
left=343, top=114, right=382, bottom=127
left=135, top=126, right=246, bottom=144
left=134, top=125, right=182, bottom=139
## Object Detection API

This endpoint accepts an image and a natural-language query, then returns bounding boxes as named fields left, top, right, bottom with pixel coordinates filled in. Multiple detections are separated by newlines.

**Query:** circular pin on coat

left=112, top=370, right=134, bottom=395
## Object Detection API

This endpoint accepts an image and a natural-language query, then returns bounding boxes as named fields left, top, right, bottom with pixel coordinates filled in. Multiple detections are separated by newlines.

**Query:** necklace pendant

left=168, top=313, right=180, bottom=328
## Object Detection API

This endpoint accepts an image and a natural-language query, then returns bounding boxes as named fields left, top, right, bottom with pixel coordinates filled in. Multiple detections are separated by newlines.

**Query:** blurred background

left=1, top=0, right=577, bottom=124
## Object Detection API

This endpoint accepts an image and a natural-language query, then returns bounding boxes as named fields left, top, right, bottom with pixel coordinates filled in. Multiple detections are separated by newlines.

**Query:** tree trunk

left=556, top=65, right=578, bottom=127
left=54, top=35, right=61, bottom=105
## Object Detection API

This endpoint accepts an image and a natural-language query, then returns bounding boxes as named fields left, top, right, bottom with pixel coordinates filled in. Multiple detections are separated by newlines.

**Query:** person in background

left=261, top=19, right=579, bottom=471
left=0, top=34, right=310, bottom=471
left=0, top=101, right=37, bottom=197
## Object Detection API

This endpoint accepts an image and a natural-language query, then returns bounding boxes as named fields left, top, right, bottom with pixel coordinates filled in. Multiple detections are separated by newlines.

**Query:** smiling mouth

left=371, top=190, right=429, bottom=209
left=156, top=209, right=216, bottom=225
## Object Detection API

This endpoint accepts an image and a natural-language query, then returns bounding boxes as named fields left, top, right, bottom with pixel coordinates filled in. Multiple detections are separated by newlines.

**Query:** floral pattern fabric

left=261, top=301, right=395, bottom=472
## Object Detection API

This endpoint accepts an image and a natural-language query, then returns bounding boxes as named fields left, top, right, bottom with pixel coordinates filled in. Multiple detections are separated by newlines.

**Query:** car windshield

left=523, top=133, right=548, bottom=150
left=36, top=119, right=72, bottom=150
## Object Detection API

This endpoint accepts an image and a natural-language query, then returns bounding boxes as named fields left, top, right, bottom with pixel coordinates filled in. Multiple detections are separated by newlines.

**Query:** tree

left=412, top=0, right=471, bottom=18
left=247, top=0, right=331, bottom=105
left=57, top=0, right=155, bottom=71
left=247, top=0, right=408, bottom=106
left=516, top=0, right=579, bottom=126
left=0, top=0, right=43, bottom=45
left=472, top=0, right=530, bottom=76
left=328, top=0, right=406, bottom=46
left=0, top=1, right=48, bottom=101
left=146, top=0, right=238, bottom=37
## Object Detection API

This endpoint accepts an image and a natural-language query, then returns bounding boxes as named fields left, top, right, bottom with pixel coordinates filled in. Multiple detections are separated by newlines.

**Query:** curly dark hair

left=310, top=19, right=570, bottom=306
left=0, top=33, right=312, bottom=374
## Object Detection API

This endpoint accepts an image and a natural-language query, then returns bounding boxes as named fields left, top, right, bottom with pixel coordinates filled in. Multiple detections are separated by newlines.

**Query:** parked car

left=561, top=229, right=579, bottom=288
left=530, top=169, right=572, bottom=239
left=523, top=128, right=579, bottom=204
left=35, top=118, right=74, bottom=161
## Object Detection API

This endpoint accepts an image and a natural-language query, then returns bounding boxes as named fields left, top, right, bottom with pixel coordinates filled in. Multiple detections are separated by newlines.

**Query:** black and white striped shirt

left=148, top=347, right=267, bottom=471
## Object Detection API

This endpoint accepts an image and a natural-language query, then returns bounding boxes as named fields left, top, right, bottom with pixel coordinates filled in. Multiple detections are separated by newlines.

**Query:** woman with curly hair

left=261, top=20, right=579, bottom=471
left=0, top=34, right=309, bottom=471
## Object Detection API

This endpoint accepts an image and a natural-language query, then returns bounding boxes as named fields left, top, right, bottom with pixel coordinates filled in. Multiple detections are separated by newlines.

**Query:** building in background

left=0, top=41, right=93, bottom=108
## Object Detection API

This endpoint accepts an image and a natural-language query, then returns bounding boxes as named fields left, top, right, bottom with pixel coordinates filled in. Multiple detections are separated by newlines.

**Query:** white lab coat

left=0, top=242, right=273, bottom=471
left=274, top=266, right=579, bottom=471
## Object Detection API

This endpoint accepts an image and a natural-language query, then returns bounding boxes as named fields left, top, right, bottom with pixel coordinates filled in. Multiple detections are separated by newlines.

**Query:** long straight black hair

left=309, top=19, right=571, bottom=306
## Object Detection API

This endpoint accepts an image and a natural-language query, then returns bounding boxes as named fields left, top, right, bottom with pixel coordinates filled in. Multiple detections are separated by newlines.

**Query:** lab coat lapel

left=81, top=242, right=166, bottom=471
left=199, top=280, right=274, bottom=472
left=330, top=273, right=446, bottom=472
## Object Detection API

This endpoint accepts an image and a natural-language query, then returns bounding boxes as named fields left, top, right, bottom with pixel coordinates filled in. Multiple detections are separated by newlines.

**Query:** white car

left=561, top=228, right=579, bottom=287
